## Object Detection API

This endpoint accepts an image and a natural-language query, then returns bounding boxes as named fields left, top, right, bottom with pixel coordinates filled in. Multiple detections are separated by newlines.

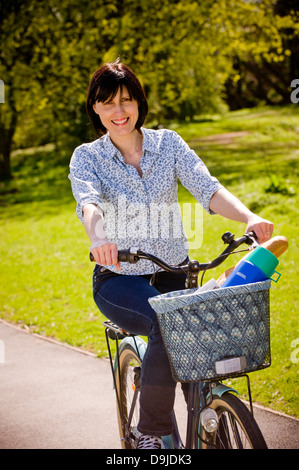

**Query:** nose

left=114, top=102, right=125, bottom=115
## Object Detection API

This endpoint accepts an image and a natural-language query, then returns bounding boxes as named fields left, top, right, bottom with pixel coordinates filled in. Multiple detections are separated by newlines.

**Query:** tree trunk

left=0, top=121, right=16, bottom=181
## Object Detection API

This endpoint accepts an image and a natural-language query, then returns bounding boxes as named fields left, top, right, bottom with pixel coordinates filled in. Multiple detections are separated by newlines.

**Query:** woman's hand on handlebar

left=245, top=215, right=274, bottom=243
left=90, top=242, right=121, bottom=272
left=209, top=188, right=274, bottom=244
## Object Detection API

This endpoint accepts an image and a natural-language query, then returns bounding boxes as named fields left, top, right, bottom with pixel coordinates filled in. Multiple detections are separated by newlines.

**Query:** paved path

left=0, top=320, right=298, bottom=449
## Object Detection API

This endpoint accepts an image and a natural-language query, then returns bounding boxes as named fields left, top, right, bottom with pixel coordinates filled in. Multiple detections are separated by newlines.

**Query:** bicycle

left=93, top=231, right=271, bottom=449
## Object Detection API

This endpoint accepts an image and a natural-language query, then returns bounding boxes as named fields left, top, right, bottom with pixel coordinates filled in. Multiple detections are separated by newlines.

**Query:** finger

left=110, top=244, right=118, bottom=266
left=94, top=245, right=110, bottom=265
left=101, top=243, right=119, bottom=267
left=253, top=225, right=264, bottom=243
left=102, top=244, right=113, bottom=266
left=246, top=216, right=274, bottom=243
left=111, top=244, right=121, bottom=271
left=265, top=222, right=274, bottom=239
left=91, top=243, right=120, bottom=269
left=91, top=247, right=103, bottom=265
left=260, top=222, right=274, bottom=242
left=90, top=249, right=97, bottom=263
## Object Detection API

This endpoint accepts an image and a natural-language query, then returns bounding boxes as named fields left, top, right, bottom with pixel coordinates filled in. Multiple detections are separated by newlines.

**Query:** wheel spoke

left=219, top=414, right=233, bottom=449
left=228, top=413, right=244, bottom=449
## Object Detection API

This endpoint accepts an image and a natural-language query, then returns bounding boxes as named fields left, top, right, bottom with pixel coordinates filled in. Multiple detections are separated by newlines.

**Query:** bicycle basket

left=148, top=280, right=271, bottom=382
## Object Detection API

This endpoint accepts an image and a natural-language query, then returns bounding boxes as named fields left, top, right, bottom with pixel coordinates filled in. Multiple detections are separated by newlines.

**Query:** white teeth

left=112, top=118, right=128, bottom=124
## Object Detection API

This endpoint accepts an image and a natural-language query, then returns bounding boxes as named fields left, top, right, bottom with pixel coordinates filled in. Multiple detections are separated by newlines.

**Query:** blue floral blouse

left=69, top=127, right=222, bottom=274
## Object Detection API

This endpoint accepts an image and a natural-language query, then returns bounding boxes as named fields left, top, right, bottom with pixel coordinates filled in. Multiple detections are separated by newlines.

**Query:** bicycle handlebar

left=89, top=231, right=258, bottom=287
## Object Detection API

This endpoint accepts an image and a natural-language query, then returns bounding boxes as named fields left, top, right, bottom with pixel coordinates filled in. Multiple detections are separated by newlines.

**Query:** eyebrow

left=103, top=86, right=133, bottom=103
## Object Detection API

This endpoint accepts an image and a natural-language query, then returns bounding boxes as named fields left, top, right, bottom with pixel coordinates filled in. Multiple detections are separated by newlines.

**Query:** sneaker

left=136, top=434, right=164, bottom=449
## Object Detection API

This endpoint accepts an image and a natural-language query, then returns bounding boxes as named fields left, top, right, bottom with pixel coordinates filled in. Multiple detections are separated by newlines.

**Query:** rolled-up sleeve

left=173, top=132, right=222, bottom=213
left=69, top=146, right=104, bottom=223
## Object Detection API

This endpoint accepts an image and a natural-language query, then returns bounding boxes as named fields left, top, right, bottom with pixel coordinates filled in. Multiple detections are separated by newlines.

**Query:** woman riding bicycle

left=69, top=60, right=273, bottom=449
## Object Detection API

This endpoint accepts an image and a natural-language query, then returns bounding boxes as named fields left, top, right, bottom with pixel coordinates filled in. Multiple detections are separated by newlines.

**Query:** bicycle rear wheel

left=115, top=343, right=142, bottom=449
left=200, top=392, right=267, bottom=449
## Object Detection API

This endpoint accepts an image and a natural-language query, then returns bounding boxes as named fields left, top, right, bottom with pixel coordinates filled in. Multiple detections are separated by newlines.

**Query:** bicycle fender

left=119, top=336, right=147, bottom=360
left=208, top=382, right=238, bottom=399
left=112, top=336, right=147, bottom=388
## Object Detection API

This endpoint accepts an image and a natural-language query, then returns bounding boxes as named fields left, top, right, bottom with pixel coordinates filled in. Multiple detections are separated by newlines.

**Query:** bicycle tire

left=115, top=343, right=142, bottom=449
left=199, top=392, right=268, bottom=449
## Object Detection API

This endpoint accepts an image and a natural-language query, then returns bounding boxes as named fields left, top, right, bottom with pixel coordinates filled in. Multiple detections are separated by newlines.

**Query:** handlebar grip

left=118, top=249, right=131, bottom=262
left=89, top=250, right=129, bottom=262
left=89, top=248, right=139, bottom=263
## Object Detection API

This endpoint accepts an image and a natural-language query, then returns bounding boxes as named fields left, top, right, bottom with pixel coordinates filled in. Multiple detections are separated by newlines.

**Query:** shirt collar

left=100, top=133, right=119, bottom=159
left=142, top=128, right=160, bottom=154
left=100, top=128, right=159, bottom=159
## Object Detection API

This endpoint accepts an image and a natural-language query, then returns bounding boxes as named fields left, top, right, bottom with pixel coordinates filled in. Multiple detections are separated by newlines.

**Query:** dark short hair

left=86, top=60, right=148, bottom=136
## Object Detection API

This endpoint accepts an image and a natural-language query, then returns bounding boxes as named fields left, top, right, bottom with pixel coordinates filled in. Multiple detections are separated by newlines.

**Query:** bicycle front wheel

left=200, top=392, right=267, bottom=449
left=115, top=343, right=142, bottom=449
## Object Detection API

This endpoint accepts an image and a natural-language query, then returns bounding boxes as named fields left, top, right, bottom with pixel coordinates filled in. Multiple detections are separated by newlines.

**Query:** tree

left=215, top=0, right=299, bottom=108
left=0, top=0, right=113, bottom=180
left=1, top=0, right=298, bottom=179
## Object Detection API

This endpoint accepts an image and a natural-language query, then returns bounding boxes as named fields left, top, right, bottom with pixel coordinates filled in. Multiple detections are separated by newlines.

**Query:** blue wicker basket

left=148, top=280, right=271, bottom=382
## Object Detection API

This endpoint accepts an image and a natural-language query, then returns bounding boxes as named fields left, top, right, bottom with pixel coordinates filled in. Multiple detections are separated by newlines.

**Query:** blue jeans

left=93, top=264, right=188, bottom=436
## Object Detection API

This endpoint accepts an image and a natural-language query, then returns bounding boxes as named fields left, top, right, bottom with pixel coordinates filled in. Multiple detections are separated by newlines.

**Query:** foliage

left=265, top=173, right=296, bottom=196
left=0, top=0, right=298, bottom=179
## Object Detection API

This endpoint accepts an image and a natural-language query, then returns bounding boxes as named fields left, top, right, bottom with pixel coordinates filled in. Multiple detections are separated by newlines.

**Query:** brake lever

left=246, top=231, right=260, bottom=250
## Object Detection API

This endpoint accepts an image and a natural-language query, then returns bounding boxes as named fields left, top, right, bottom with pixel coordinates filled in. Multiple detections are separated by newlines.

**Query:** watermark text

left=290, top=338, right=299, bottom=364
left=290, top=79, right=299, bottom=104
left=0, top=80, right=4, bottom=103
left=94, top=197, right=204, bottom=249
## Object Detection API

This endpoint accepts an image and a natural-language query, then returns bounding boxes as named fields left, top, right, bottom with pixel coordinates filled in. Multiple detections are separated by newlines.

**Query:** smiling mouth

left=112, top=118, right=129, bottom=126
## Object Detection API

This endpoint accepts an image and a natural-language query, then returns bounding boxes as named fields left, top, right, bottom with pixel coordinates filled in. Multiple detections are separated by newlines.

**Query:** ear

left=93, top=102, right=100, bottom=115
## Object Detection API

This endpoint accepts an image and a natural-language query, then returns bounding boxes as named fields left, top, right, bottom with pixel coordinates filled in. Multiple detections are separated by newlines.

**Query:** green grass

left=1, top=105, right=298, bottom=417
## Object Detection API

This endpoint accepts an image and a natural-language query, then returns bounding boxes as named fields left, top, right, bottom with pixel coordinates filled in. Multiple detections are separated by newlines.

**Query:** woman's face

left=93, top=86, right=139, bottom=139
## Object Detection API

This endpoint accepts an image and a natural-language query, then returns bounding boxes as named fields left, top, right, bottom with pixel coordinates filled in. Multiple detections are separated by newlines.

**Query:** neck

left=110, top=129, right=143, bottom=158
